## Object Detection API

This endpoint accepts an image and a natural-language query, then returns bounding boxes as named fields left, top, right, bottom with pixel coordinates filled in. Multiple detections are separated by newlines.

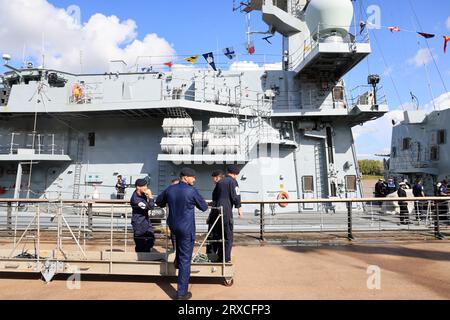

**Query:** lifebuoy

left=72, top=84, right=84, bottom=102
left=277, top=191, right=289, bottom=208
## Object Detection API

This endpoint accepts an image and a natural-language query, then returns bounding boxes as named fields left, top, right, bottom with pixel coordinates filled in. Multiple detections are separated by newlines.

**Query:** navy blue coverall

left=130, top=191, right=156, bottom=252
left=211, top=175, right=241, bottom=262
left=206, top=183, right=221, bottom=255
left=155, top=182, right=208, bottom=297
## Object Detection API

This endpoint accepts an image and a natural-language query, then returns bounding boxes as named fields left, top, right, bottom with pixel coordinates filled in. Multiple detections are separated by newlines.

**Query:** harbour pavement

left=0, top=241, right=449, bottom=300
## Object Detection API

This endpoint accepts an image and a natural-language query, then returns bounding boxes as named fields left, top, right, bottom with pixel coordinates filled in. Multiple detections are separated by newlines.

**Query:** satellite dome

left=305, top=0, right=354, bottom=40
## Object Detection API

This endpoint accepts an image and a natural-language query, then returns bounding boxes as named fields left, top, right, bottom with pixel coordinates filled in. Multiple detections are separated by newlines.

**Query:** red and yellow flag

left=444, top=36, right=450, bottom=53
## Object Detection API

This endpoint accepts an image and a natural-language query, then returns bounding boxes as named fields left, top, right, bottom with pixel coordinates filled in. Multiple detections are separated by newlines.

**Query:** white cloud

left=408, top=48, right=436, bottom=67
left=0, top=0, right=175, bottom=73
left=353, top=109, right=404, bottom=141
left=423, top=92, right=450, bottom=111
left=383, top=66, right=393, bottom=77
left=229, top=61, right=282, bottom=71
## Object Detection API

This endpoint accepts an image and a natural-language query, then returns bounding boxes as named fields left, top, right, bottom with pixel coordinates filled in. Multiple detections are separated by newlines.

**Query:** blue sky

left=2, top=0, right=450, bottom=159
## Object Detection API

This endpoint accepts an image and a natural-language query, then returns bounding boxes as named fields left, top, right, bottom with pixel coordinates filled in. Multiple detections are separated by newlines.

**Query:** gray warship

left=0, top=0, right=388, bottom=214
left=387, top=109, right=450, bottom=195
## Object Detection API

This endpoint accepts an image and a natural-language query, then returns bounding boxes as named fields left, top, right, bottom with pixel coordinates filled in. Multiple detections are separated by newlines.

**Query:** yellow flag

left=184, top=55, right=199, bottom=64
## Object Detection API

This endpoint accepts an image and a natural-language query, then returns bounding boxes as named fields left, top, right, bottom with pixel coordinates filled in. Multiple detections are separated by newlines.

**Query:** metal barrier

left=0, top=197, right=448, bottom=282
left=0, top=200, right=234, bottom=284
left=0, top=197, right=448, bottom=242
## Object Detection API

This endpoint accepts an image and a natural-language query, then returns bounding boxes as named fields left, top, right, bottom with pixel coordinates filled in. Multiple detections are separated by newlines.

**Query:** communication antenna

left=410, top=91, right=420, bottom=111
left=41, top=32, right=46, bottom=69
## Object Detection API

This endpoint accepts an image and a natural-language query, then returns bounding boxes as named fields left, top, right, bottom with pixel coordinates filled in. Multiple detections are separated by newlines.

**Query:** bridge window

left=302, top=176, right=314, bottom=192
left=430, top=146, right=439, bottom=161
left=88, top=132, right=96, bottom=147
left=402, top=138, right=411, bottom=150
left=438, top=130, right=446, bottom=145
left=333, top=86, right=344, bottom=102
left=392, top=147, right=397, bottom=158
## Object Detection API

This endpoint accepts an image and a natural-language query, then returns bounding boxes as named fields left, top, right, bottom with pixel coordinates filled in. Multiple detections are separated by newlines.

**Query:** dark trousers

left=173, top=231, right=195, bottom=297
left=438, top=202, right=449, bottom=221
left=206, top=222, right=221, bottom=255
left=399, top=204, right=409, bottom=225
left=216, top=219, right=234, bottom=263
left=134, top=231, right=155, bottom=253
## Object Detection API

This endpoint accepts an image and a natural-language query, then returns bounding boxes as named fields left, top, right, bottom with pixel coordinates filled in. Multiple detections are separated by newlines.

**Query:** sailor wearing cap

left=130, top=179, right=156, bottom=253
left=156, top=168, right=208, bottom=300
left=212, top=165, right=243, bottom=263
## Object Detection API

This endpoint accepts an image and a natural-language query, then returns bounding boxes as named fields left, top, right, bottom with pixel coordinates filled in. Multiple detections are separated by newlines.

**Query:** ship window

left=430, top=146, right=439, bottom=161
left=88, top=132, right=96, bottom=147
left=438, top=130, right=446, bottom=145
left=330, top=182, right=337, bottom=197
left=402, top=138, right=411, bottom=150
left=333, top=86, right=344, bottom=102
left=392, top=147, right=397, bottom=158
left=302, top=176, right=314, bottom=192
left=345, top=175, right=357, bottom=192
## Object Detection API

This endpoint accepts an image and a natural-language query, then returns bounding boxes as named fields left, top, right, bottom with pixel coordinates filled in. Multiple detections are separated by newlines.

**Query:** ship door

left=302, top=176, right=314, bottom=210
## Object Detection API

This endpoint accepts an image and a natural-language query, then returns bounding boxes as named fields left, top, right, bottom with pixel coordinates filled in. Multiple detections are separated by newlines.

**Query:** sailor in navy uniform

left=212, top=165, right=243, bottom=263
left=206, top=170, right=225, bottom=256
left=130, top=179, right=155, bottom=253
left=156, top=168, right=208, bottom=300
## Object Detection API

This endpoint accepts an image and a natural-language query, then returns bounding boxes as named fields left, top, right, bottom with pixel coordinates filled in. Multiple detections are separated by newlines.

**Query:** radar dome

left=305, top=0, right=354, bottom=40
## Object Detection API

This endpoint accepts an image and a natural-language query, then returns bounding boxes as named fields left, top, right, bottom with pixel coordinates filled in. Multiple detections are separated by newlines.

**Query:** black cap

left=227, top=165, right=241, bottom=175
left=180, top=167, right=196, bottom=178
left=135, top=179, right=148, bottom=187
left=212, top=170, right=224, bottom=177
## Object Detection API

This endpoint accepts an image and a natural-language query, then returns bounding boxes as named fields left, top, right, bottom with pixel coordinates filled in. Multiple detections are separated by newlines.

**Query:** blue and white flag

left=202, top=52, right=217, bottom=71
left=223, top=47, right=236, bottom=60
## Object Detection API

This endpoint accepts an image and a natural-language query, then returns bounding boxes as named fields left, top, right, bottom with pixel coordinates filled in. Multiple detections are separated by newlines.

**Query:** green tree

left=358, top=160, right=384, bottom=176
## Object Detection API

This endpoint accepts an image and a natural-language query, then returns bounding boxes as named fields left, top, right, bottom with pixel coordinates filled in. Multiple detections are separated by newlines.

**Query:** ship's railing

left=0, top=132, right=66, bottom=156
left=0, top=197, right=448, bottom=243
left=289, top=23, right=370, bottom=70
left=347, top=85, right=388, bottom=109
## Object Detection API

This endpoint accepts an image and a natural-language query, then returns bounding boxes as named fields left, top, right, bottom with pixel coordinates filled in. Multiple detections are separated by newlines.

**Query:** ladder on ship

left=158, top=162, right=169, bottom=194
left=72, top=138, right=85, bottom=199
left=314, top=142, right=324, bottom=212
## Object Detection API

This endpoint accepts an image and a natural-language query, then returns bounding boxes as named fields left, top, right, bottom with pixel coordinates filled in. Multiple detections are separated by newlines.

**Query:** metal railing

left=0, top=197, right=448, bottom=244
left=0, top=132, right=66, bottom=156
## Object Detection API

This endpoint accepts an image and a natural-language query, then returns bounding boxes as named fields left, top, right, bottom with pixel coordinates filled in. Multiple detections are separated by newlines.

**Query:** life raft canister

left=277, top=191, right=289, bottom=208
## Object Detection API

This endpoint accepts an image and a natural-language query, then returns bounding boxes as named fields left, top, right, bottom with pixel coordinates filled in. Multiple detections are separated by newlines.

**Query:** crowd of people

left=374, top=177, right=450, bottom=224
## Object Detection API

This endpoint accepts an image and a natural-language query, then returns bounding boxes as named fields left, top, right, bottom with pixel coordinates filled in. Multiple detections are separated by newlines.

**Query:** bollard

left=347, top=201, right=355, bottom=241
left=434, top=201, right=445, bottom=240
left=260, top=203, right=265, bottom=241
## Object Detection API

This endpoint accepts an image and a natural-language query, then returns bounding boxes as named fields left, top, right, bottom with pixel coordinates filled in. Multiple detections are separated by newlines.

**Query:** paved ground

left=0, top=241, right=449, bottom=300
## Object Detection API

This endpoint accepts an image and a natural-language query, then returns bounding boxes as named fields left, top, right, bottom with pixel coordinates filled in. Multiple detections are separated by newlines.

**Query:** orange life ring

left=277, top=191, right=289, bottom=208
left=72, top=84, right=84, bottom=101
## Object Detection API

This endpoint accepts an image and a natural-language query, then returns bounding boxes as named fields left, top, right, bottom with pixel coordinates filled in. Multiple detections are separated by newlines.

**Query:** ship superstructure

left=388, top=109, right=450, bottom=195
left=0, top=0, right=388, bottom=213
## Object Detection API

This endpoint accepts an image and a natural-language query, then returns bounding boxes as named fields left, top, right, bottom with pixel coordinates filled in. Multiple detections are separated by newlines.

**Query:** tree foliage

left=358, top=160, right=384, bottom=176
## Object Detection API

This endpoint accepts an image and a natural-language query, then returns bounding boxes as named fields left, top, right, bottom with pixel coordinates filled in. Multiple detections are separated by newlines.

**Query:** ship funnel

left=305, top=0, right=354, bottom=41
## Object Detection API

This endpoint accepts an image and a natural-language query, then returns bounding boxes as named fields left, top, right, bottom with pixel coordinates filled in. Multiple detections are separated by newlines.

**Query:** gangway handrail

left=0, top=197, right=449, bottom=205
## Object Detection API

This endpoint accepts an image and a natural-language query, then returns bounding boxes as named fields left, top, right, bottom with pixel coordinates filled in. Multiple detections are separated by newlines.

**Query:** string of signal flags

left=360, top=21, right=450, bottom=53
left=151, top=42, right=257, bottom=72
